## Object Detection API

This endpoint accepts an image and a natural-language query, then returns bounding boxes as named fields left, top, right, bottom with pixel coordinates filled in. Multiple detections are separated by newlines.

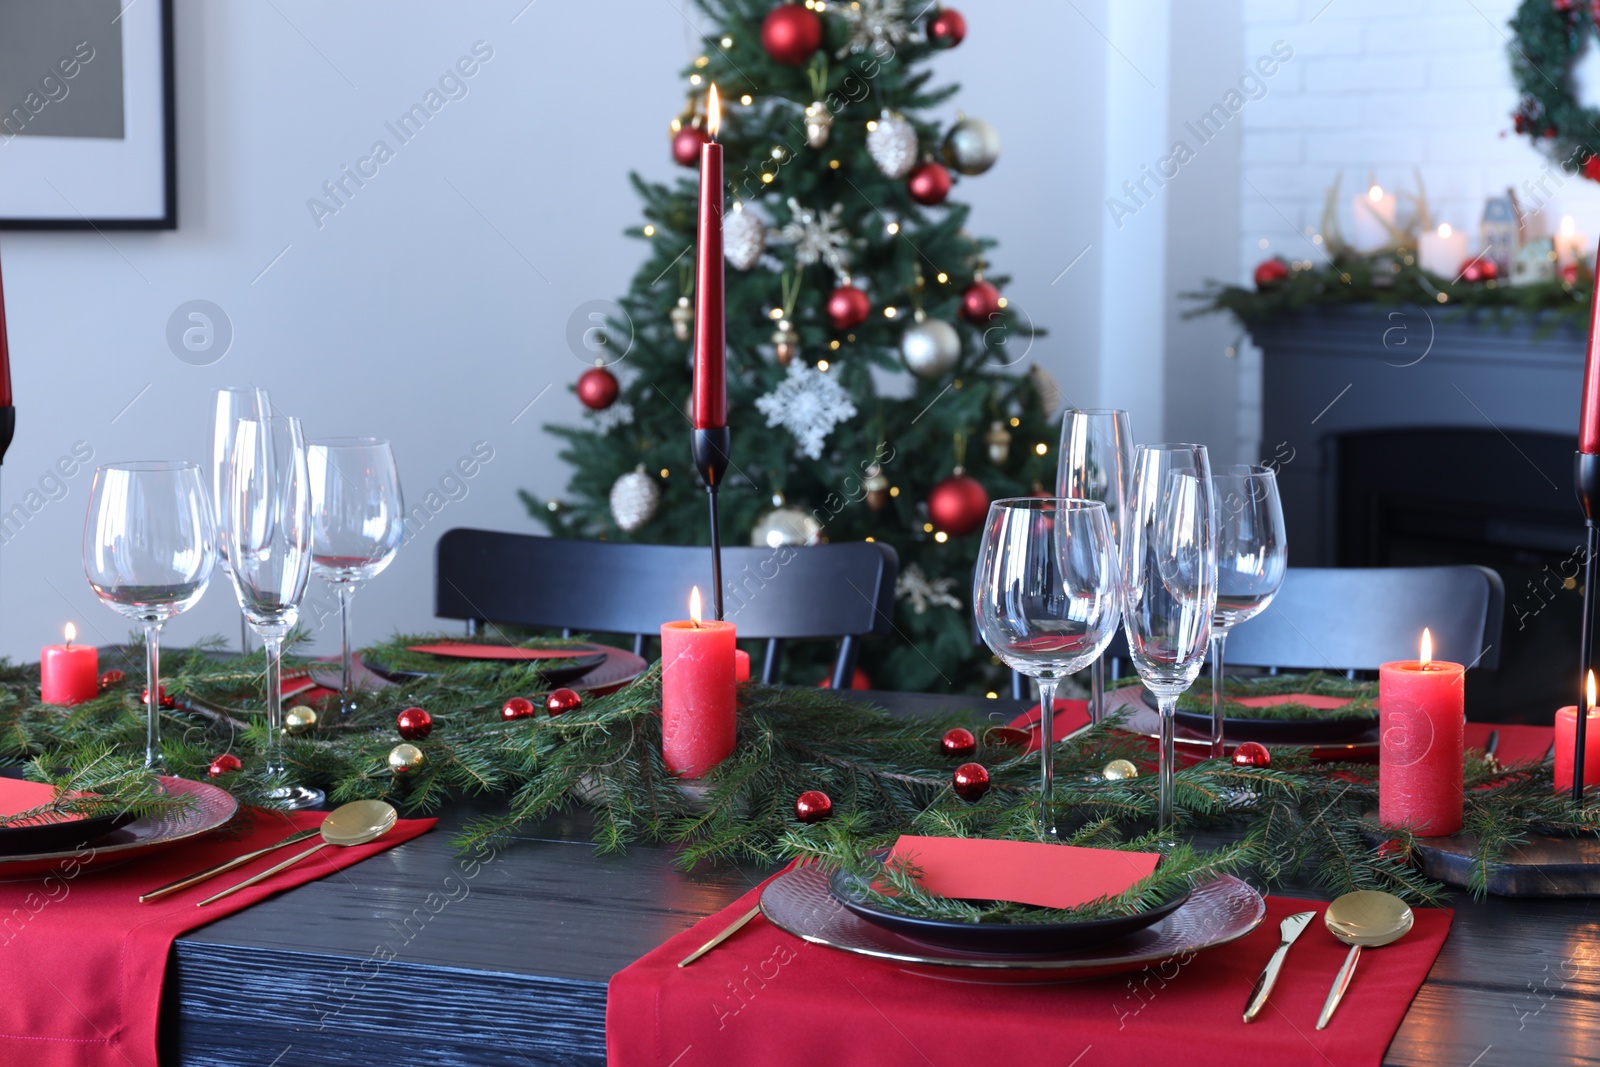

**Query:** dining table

left=158, top=689, right=1600, bottom=1067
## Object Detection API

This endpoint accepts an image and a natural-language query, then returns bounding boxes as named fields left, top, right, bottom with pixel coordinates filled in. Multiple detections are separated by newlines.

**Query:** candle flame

left=63, top=622, right=76, bottom=645
left=1437, top=223, right=1452, bottom=239
left=1419, top=627, right=1432, bottom=667
left=1563, top=214, right=1578, bottom=238
left=690, top=585, right=703, bottom=627
left=1588, top=669, right=1595, bottom=712
left=1367, top=184, right=1384, bottom=203
left=707, top=84, right=720, bottom=140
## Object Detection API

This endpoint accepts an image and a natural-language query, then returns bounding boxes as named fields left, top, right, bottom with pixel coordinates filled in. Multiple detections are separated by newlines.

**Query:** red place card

left=0, top=778, right=84, bottom=826
left=886, top=835, right=1161, bottom=910
left=405, top=643, right=591, bottom=661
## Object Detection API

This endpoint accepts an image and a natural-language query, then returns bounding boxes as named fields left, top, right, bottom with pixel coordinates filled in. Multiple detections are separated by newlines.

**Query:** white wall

left=0, top=0, right=1119, bottom=661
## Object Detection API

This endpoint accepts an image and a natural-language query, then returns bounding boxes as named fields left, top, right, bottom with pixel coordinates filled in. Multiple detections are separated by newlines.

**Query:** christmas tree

left=526, top=0, right=1057, bottom=694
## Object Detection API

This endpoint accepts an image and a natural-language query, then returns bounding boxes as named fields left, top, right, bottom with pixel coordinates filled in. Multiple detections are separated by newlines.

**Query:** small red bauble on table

left=928, top=470, right=989, bottom=536
left=1231, top=741, right=1272, bottom=769
left=926, top=7, right=966, bottom=48
left=397, top=706, right=433, bottom=741
left=577, top=363, right=619, bottom=410
left=99, top=669, right=125, bottom=692
left=672, top=125, right=711, bottom=167
left=960, top=279, right=1002, bottom=323
left=545, top=687, right=583, bottom=715
left=940, top=727, right=977, bottom=759
left=826, top=284, right=871, bottom=330
left=207, top=753, right=242, bottom=778
left=143, top=685, right=176, bottom=710
left=907, top=161, right=952, bottom=205
left=761, top=3, right=824, bottom=65
left=1457, top=257, right=1498, bottom=284
left=1253, top=258, right=1289, bottom=288
left=952, top=761, right=991, bottom=801
left=501, top=696, right=537, bottom=721
left=794, top=789, right=834, bottom=823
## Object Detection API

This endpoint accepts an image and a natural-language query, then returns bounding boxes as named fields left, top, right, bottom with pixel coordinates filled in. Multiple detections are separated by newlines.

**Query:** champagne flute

left=226, top=415, right=322, bottom=809
left=974, top=498, right=1121, bottom=833
left=1123, top=444, right=1217, bottom=836
left=307, top=438, right=405, bottom=716
left=1057, top=408, right=1134, bottom=724
left=1209, top=465, right=1288, bottom=757
left=83, top=461, right=218, bottom=769
left=207, top=386, right=270, bottom=655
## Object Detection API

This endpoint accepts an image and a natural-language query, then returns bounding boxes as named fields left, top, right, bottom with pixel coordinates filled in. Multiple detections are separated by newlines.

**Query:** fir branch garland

left=1172, top=672, right=1378, bottom=722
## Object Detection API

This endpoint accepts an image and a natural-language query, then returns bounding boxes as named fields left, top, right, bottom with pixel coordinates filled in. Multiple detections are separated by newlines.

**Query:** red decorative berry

left=1253, top=258, right=1289, bottom=288
left=396, top=707, right=433, bottom=741
left=907, top=161, right=953, bottom=205
left=952, top=762, right=991, bottom=801
left=826, top=284, right=872, bottom=331
left=207, top=753, right=242, bottom=778
left=577, top=365, right=619, bottom=410
left=1457, top=256, right=1499, bottom=284
left=99, top=669, right=126, bottom=691
left=928, top=472, right=989, bottom=536
left=143, top=685, right=176, bottom=709
left=794, top=789, right=834, bottom=823
left=672, top=125, right=710, bottom=167
left=960, top=279, right=1002, bottom=324
left=927, top=7, right=967, bottom=47
left=545, top=687, right=583, bottom=716
left=1376, top=838, right=1410, bottom=865
left=1231, top=741, right=1272, bottom=769
left=941, top=727, right=978, bottom=759
left=761, top=4, right=824, bottom=65
left=501, top=696, right=537, bottom=721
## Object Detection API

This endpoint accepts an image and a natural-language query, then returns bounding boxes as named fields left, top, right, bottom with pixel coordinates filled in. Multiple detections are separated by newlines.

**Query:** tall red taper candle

left=1582, top=235, right=1600, bottom=454
left=1379, top=628, right=1465, bottom=836
left=0, top=244, right=13, bottom=408
left=692, top=84, right=725, bottom=431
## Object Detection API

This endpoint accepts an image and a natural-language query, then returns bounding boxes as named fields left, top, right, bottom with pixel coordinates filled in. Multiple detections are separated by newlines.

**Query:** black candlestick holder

left=692, top=427, right=731, bottom=621
left=1574, top=451, right=1600, bottom=803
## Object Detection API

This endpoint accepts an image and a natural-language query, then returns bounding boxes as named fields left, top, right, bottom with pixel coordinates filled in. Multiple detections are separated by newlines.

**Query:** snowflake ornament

left=837, top=0, right=911, bottom=57
left=754, top=362, right=859, bottom=461
left=896, top=564, right=962, bottom=615
left=589, top=400, right=634, bottom=433
left=777, top=198, right=852, bottom=277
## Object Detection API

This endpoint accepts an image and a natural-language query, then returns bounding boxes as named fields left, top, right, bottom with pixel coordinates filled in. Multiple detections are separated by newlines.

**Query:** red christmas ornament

left=501, top=696, right=537, bottom=721
left=1457, top=257, right=1499, bottom=284
left=1564, top=262, right=1581, bottom=285
left=207, top=753, right=243, bottom=778
left=826, top=284, right=871, bottom=330
left=941, top=727, right=977, bottom=759
left=960, top=280, right=1002, bottom=324
left=1231, top=741, right=1272, bottom=769
left=99, top=669, right=125, bottom=691
left=952, top=761, right=991, bottom=801
left=1582, top=153, right=1600, bottom=182
left=672, top=125, right=710, bottom=167
left=1253, top=258, right=1289, bottom=288
left=577, top=364, right=619, bottom=410
left=794, top=789, right=834, bottom=823
left=907, top=161, right=953, bottom=205
left=761, top=4, right=824, bottom=65
left=928, top=471, right=989, bottom=536
left=545, top=687, right=583, bottom=715
left=927, top=7, right=967, bottom=47
left=396, top=707, right=433, bottom=741
left=1376, top=838, right=1410, bottom=864
left=143, top=685, right=176, bottom=710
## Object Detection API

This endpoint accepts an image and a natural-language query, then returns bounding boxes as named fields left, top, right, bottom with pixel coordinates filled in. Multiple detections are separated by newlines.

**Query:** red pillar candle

left=1581, top=235, right=1600, bottom=454
left=41, top=623, right=98, bottom=706
left=1555, top=671, right=1600, bottom=794
left=661, top=587, right=737, bottom=777
left=691, top=85, right=726, bottom=431
left=1379, top=628, right=1465, bottom=836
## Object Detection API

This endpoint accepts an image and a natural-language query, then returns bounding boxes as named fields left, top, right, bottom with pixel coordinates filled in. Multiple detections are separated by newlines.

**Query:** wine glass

left=974, top=498, right=1122, bottom=834
left=83, top=461, right=218, bottom=769
left=207, top=386, right=270, bottom=655
left=1056, top=408, right=1134, bottom=724
left=1122, top=444, right=1217, bottom=836
left=307, top=437, right=405, bottom=716
left=226, top=414, right=322, bottom=809
left=1209, top=465, right=1288, bottom=757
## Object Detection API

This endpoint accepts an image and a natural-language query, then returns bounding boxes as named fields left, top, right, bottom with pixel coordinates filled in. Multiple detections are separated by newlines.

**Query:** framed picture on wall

left=0, top=0, right=175, bottom=229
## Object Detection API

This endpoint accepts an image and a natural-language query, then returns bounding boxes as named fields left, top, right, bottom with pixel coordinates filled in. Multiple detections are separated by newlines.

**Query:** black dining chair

left=434, top=528, right=899, bottom=688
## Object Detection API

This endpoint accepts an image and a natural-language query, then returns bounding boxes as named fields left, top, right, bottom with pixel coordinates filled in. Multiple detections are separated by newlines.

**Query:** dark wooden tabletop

left=161, top=691, right=1600, bottom=1067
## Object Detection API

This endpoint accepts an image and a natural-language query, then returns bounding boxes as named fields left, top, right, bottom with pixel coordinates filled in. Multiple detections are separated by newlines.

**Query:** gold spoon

left=196, top=800, right=397, bottom=907
left=1316, top=890, right=1414, bottom=1029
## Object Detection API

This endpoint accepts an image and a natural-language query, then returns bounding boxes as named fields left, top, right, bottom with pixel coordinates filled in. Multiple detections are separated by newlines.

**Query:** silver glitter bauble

left=942, top=114, right=1001, bottom=175
left=670, top=296, right=692, bottom=342
left=867, top=111, right=917, bottom=179
left=750, top=505, right=822, bottom=548
left=724, top=205, right=766, bottom=271
left=804, top=101, right=833, bottom=148
left=900, top=318, right=961, bottom=379
left=609, top=466, right=660, bottom=532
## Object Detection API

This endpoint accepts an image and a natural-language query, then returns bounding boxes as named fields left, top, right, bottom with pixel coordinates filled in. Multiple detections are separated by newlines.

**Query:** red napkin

left=0, top=807, right=433, bottom=1067
left=608, top=867, right=1453, bottom=1067
left=887, top=835, right=1159, bottom=909
left=0, top=778, right=90, bottom=826
left=405, top=642, right=590, bottom=661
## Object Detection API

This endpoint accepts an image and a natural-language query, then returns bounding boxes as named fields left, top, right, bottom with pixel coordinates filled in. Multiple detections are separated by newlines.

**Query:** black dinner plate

left=827, top=864, right=1191, bottom=954
left=362, top=648, right=607, bottom=688
left=1140, top=688, right=1377, bottom=744
left=0, top=808, right=137, bottom=856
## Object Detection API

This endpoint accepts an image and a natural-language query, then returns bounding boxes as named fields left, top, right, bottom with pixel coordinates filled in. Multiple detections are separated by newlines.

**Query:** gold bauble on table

left=388, top=743, right=425, bottom=774
left=283, top=705, right=318, bottom=736
left=1102, top=758, right=1139, bottom=781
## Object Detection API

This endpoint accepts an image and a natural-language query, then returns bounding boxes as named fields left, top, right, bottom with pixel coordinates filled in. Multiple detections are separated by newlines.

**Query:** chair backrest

left=434, top=529, right=899, bottom=686
left=1223, top=565, right=1504, bottom=673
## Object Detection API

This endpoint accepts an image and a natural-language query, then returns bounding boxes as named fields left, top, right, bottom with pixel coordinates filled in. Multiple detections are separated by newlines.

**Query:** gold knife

left=678, top=904, right=762, bottom=968
left=139, top=827, right=321, bottom=903
left=1242, top=910, right=1316, bottom=1023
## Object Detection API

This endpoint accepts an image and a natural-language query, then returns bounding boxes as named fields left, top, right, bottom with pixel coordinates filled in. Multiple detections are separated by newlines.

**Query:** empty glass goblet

left=1210, top=464, right=1287, bottom=757
left=207, top=386, right=270, bottom=654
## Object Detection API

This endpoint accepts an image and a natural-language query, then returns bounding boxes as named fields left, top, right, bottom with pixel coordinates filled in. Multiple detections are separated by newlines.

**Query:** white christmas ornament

left=838, top=0, right=911, bottom=57
left=900, top=317, right=961, bottom=379
left=724, top=204, right=767, bottom=271
left=591, top=400, right=635, bottom=434
left=942, top=115, right=1002, bottom=175
left=609, top=466, right=660, bottom=532
left=777, top=198, right=852, bottom=276
left=866, top=111, right=918, bottom=179
left=896, top=564, right=962, bottom=615
left=754, top=362, right=859, bottom=460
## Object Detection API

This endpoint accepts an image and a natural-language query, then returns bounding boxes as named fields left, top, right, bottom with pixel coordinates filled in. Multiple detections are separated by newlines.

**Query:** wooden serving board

left=1409, top=831, right=1600, bottom=898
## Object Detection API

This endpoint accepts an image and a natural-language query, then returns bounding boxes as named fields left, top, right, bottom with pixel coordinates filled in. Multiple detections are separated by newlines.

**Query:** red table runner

left=607, top=868, right=1453, bottom=1067
left=0, top=807, right=433, bottom=1067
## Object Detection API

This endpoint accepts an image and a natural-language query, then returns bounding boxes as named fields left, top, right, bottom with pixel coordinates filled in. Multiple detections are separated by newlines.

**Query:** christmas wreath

left=1509, top=0, right=1600, bottom=180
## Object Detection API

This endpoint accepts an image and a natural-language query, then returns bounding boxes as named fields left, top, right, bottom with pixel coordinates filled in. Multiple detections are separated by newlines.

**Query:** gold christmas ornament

left=942, top=113, right=1001, bottom=175
left=1102, top=758, right=1139, bottom=781
left=984, top=419, right=1013, bottom=465
left=772, top=318, right=799, bottom=366
left=863, top=463, right=890, bottom=511
left=670, top=296, right=693, bottom=341
left=283, top=705, right=318, bottom=736
left=388, top=743, right=425, bottom=774
left=804, top=101, right=833, bottom=148
left=751, top=496, right=823, bottom=548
